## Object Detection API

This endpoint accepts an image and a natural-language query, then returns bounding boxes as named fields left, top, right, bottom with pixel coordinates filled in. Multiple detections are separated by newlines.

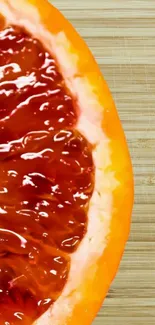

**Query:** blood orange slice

left=0, top=1, right=134, bottom=324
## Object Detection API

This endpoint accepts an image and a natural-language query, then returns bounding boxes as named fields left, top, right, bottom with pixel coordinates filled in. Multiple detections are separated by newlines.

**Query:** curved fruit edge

left=0, top=1, right=134, bottom=324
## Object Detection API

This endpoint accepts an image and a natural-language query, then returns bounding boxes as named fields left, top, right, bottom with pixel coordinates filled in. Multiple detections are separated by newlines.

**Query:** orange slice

left=0, top=1, right=134, bottom=325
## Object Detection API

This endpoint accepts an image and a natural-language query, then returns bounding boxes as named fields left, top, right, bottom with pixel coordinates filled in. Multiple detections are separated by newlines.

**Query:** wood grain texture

left=51, top=1, right=155, bottom=324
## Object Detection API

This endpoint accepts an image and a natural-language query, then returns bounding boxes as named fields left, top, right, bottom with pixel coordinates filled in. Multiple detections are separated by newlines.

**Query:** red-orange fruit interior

left=0, top=22, right=95, bottom=324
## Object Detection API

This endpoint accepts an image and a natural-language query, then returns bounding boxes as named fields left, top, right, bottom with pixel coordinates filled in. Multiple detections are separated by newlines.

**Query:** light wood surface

left=51, top=1, right=155, bottom=324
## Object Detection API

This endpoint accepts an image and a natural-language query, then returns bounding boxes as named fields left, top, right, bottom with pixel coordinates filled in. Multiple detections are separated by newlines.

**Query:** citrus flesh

left=0, top=24, right=94, bottom=324
left=0, top=1, right=134, bottom=325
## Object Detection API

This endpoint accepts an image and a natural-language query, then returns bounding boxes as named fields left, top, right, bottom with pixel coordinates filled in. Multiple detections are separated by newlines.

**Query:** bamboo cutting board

left=51, top=1, right=155, bottom=324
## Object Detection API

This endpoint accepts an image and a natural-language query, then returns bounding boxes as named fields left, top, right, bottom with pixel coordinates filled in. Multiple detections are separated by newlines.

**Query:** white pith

left=0, top=1, right=120, bottom=324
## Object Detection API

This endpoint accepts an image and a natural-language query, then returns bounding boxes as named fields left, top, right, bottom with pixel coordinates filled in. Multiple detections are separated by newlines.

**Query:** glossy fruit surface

left=0, top=1, right=134, bottom=324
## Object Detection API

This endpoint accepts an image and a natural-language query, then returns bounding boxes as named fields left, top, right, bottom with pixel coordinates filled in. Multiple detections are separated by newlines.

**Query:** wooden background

left=51, top=1, right=155, bottom=324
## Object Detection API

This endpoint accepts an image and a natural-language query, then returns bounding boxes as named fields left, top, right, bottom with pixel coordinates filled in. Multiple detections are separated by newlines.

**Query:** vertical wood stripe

left=51, top=1, right=155, bottom=324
